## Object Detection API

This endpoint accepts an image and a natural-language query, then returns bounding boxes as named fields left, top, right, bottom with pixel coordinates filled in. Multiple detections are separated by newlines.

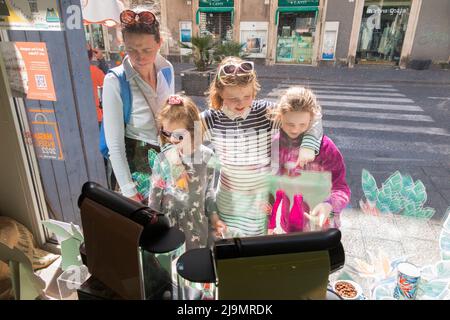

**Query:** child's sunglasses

left=218, top=61, right=254, bottom=78
left=120, top=10, right=156, bottom=27
left=160, top=129, right=185, bottom=141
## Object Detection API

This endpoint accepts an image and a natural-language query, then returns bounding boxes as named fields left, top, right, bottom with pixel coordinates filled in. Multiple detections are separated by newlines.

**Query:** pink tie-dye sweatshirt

left=270, top=130, right=351, bottom=228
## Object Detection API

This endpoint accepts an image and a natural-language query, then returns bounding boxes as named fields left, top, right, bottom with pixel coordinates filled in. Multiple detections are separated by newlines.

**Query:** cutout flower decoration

left=360, top=170, right=435, bottom=219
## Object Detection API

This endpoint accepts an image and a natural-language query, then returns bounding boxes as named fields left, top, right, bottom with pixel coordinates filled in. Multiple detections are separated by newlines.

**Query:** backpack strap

left=160, top=66, right=173, bottom=88
left=108, top=65, right=132, bottom=124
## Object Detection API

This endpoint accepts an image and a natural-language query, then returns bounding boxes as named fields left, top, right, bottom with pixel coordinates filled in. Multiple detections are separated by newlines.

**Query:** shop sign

left=0, top=0, right=62, bottom=31
left=199, top=0, right=234, bottom=7
left=0, top=42, right=57, bottom=101
left=29, top=110, right=64, bottom=161
left=366, top=6, right=409, bottom=16
left=278, top=0, right=319, bottom=7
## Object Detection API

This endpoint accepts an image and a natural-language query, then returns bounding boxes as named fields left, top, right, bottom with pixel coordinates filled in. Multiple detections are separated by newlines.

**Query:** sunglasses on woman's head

left=218, top=61, right=254, bottom=78
left=160, top=129, right=185, bottom=141
left=120, top=10, right=156, bottom=27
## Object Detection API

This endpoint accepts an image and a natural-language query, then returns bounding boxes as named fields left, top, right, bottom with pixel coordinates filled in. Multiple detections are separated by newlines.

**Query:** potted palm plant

left=213, top=40, right=248, bottom=62
left=180, top=35, right=217, bottom=96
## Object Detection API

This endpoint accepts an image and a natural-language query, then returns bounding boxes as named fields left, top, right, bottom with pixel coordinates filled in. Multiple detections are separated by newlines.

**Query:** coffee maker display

left=176, top=229, right=345, bottom=300
left=78, top=182, right=186, bottom=300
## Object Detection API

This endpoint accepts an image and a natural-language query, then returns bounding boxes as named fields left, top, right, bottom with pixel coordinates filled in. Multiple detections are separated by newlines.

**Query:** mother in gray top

left=102, top=8, right=174, bottom=202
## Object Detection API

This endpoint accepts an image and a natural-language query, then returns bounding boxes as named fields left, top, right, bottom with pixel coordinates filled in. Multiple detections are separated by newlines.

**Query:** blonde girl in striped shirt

left=201, top=56, right=323, bottom=238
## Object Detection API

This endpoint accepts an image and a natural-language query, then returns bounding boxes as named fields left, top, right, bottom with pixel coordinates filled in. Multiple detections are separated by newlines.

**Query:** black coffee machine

left=78, top=182, right=186, bottom=300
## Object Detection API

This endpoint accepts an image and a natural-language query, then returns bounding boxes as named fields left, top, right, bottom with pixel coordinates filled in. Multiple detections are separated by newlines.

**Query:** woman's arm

left=102, top=73, right=138, bottom=197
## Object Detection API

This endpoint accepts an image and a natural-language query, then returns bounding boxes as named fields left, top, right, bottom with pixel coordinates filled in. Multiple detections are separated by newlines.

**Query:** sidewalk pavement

left=173, top=62, right=450, bottom=86
left=331, top=208, right=446, bottom=299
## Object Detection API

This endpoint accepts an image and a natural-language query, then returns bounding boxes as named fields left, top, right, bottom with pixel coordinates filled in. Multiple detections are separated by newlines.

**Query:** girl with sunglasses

left=148, top=95, right=224, bottom=250
left=201, top=56, right=324, bottom=238
left=102, top=8, right=174, bottom=202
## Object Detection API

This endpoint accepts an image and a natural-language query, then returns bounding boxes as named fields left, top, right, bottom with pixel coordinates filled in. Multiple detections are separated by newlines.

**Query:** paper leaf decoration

left=42, top=220, right=84, bottom=271
left=42, top=221, right=72, bottom=240
left=362, top=169, right=379, bottom=203
left=60, top=238, right=83, bottom=271
left=360, top=170, right=435, bottom=219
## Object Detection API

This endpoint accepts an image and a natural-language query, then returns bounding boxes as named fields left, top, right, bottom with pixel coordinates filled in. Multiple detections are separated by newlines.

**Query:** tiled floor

left=333, top=208, right=446, bottom=299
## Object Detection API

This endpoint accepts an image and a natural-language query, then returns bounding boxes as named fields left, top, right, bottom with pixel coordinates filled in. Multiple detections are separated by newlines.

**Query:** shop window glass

left=199, top=12, right=233, bottom=42
left=107, top=26, right=123, bottom=52
left=276, top=12, right=316, bottom=64
left=357, top=0, right=411, bottom=65
left=90, top=24, right=106, bottom=51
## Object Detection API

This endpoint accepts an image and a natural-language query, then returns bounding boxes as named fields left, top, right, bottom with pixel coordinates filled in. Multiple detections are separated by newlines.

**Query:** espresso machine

left=78, top=182, right=187, bottom=300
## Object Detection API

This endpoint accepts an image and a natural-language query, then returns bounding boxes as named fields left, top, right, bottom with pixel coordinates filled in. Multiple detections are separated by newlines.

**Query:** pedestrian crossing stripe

left=331, top=135, right=450, bottom=156
left=325, top=110, right=434, bottom=122
left=320, top=101, right=424, bottom=112
left=281, top=81, right=393, bottom=88
left=324, top=120, right=449, bottom=136
left=272, top=89, right=406, bottom=97
left=269, top=92, right=415, bottom=103
left=278, top=84, right=399, bottom=92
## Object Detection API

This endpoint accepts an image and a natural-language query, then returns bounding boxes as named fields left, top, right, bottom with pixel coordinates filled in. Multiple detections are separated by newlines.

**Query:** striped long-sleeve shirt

left=201, top=99, right=322, bottom=237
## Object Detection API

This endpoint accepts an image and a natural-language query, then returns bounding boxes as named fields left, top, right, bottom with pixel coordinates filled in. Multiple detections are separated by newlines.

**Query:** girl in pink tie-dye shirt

left=269, top=87, right=351, bottom=233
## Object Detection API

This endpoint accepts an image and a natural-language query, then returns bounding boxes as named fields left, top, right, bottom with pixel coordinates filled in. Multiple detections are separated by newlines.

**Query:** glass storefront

left=276, top=10, right=318, bottom=64
left=199, top=11, right=233, bottom=42
left=197, top=0, right=234, bottom=42
left=356, top=0, right=411, bottom=65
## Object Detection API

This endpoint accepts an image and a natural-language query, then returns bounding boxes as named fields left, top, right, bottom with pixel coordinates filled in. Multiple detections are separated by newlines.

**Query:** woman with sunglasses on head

left=102, top=8, right=175, bottom=202
left=148, top=95, right=224, bottom=250
left=201, top=56, right=323, bottom=238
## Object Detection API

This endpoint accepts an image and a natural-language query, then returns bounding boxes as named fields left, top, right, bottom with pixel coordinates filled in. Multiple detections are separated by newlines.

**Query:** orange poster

left=28, top=109, right=64, bottom=161
left=15, top=42, right=56, bottom=101
left=0, top=42, right=56, bottom=101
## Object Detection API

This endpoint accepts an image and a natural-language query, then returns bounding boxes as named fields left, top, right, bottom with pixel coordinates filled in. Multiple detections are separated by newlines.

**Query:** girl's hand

left=310, top=202, right=333, bottom=228
left=296, top=147, right=315, bottom=168
left=212, top=217, right=227, bottom=238
left=268, top=229, right=276, bottom=235
left=262, top=203, right=273, bottom=215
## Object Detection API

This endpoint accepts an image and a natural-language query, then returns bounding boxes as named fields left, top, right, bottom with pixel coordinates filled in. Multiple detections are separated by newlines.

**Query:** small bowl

left=332, top=280, right=364, bottom=300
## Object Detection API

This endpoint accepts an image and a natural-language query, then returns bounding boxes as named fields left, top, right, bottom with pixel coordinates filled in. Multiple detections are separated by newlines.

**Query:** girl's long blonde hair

left=207, top=56, right=261, bottom=110
left=272, top=87, right=322, bottom=125
left=157, top=95, right=203, bottom=148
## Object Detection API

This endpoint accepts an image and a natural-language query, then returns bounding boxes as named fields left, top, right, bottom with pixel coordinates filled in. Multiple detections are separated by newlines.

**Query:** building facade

left=161, top=0, right=449, bottom=68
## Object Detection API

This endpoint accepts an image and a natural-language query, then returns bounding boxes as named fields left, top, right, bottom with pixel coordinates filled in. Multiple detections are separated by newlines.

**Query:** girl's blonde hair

left=273, top=87, right=322, bottom=124
left=157, top=95, right=202, bottom=147
left=208, top=56, right=261, bottom=110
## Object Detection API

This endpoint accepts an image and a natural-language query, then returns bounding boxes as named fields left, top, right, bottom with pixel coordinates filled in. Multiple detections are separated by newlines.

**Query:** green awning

left=196, top=7, right=234, bottom=25
left=275, top=6, right=318, bottom=25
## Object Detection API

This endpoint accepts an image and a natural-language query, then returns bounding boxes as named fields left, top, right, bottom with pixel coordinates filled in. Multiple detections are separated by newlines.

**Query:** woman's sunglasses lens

left=120, top=10, right=135, bottom=24
left=139, top=12, right=155, bottom=24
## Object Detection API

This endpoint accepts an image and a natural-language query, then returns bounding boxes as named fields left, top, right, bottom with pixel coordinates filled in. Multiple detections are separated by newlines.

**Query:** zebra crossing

left=264, top=80, right=450, bottom=164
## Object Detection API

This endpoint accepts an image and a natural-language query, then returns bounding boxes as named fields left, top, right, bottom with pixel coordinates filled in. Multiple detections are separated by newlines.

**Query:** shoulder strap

left=160, top=67, right=172, bottom=87
left=108, top=65, right=132, bottom=124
